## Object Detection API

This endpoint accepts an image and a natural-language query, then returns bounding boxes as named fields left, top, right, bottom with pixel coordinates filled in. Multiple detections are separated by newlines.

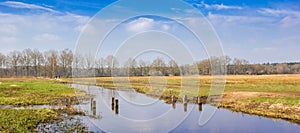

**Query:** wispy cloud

left=258, top=8, right=300, bottom=27
left=258, top=8, right=300, bottom=17
left=196, top=1, right=243, bottom=10
left=0, top=1, right=60, bottom=13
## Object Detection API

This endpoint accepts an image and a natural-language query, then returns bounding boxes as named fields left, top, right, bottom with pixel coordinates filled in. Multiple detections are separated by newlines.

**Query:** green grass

left=0, top=79, right=75, bottom=106
left=0, top=108, right=60, bottom=132
left=244, top=97, right=300, bottom=105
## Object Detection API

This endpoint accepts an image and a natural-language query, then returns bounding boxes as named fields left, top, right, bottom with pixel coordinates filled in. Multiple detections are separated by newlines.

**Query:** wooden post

left=171, top=95, right=175, bottom=103
left=183, top=95, right=187, bottom=103
left=197, top=96, right=201, bottom=104
left=111, top=97, right=115, bottom=110
left=198, top=103, right=202, bottom=111
left=115, top=99, right=119, bottom=115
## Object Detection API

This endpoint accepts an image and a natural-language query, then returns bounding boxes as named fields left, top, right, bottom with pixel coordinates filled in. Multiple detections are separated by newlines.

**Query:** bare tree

left=0, top=53, right=6, bottom=77
left=124, top=58, right=137, bottom=76
left=168, top=60, right=180, bottom=76
left=45, top=50, right=58, bottom=78
left=150, top=57, right=166, bottom=76
left=31, top=49, right=44, bottom=77
left=59, top=49, right=73, bottom=77
left=105, top=55, right=118, bottom=76
left=7, top=51, right=21, bottom=77
left=21, top=49, right=33, bottom=76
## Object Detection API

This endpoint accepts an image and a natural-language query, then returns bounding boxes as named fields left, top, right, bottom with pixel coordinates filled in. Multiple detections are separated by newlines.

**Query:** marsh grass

left=0, top=78, right=88, bottom=132
left=0, top=108, right=60, bottom=132
left=0, top=79, right=76, bottom=106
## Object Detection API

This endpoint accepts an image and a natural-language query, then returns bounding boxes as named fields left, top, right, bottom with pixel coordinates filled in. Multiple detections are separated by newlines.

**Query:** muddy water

left=70, top=84, right=300, bottom=133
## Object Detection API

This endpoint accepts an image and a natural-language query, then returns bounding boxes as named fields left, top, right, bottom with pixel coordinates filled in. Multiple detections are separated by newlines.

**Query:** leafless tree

left=7, top=51, right=21, bottom=77
left=44, top=50, right=58, bottom=78
left=59, top=49, right=73, bottom=77
left=0, top=53, right=6, bottom=77
left=31, top=49, right=44, bottom=77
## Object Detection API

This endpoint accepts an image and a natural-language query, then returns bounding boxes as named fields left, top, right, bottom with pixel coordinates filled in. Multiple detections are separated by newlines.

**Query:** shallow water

left=70, top=84, right=300, bottom=133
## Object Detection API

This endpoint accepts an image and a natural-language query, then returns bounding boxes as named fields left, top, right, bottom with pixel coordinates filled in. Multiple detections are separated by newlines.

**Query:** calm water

left=70, top=84, right=300, bottom=133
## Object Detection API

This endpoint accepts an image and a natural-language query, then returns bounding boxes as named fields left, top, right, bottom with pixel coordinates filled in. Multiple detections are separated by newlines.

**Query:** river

left=69, top=84, right=300, bottom=133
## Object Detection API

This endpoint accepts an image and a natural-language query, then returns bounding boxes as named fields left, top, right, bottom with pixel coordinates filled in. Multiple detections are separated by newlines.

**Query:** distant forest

left=0, top=49, right=299, bottom=78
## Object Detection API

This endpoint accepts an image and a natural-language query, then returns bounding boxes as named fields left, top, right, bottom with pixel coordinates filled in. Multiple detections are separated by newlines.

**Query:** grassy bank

left=0, top=78, right=86, bottom=132
left=67, top=74, right=300, bottom=124
left=0, top=78, right=76, bottom=106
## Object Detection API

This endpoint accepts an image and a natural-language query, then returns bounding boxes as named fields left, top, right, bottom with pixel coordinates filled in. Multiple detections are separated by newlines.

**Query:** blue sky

left=0, top=0, right=299, bottom=63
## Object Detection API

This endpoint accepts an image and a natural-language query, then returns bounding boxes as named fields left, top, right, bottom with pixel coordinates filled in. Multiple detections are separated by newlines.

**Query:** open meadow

left=0, top=74, right=299, bottom=131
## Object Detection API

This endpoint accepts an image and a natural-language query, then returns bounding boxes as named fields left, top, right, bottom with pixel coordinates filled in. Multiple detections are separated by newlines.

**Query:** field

left=0, top=74, right=299, bottom=131
left=68, top=74, right=300, bottom=123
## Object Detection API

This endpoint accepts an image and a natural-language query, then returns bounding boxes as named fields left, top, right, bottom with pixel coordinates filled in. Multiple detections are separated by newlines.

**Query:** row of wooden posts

left=111, top=97, right=119, bottom=115
left=171, top=95, right=203, bottom=112
left=89, top=95, right=204, bottom=116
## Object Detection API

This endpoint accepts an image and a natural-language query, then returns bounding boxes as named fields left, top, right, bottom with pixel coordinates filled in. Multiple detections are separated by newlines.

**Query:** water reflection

left=71, top=84, right=300, bottom=133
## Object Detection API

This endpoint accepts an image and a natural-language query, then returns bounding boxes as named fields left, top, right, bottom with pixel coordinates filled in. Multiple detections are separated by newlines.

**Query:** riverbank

left=0, top=78, right=88, bottom=132
left=65, top=74, right=300, bottom=124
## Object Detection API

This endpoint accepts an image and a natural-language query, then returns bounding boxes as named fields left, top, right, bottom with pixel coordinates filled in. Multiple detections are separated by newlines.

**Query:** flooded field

left=70, top=84, right=300, bottom=133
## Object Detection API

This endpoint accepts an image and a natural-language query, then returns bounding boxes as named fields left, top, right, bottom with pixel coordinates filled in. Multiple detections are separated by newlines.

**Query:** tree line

left=0, top=49, right=299, bottom=78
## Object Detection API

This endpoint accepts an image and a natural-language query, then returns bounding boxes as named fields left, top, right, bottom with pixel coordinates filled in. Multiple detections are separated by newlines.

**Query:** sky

left=0, top=0, right=300, bottom=63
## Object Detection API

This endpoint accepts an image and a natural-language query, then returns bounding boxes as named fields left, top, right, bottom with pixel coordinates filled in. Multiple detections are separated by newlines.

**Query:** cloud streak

left=195, top=1, right=243, bottom=10
left=0, top=1, right=60, bottom=13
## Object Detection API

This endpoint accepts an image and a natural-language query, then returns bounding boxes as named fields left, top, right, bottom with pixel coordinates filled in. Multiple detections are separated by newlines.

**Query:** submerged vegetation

left=0, top=108, right=60, bottom=132
left=0, top=78, right=87, bottom=132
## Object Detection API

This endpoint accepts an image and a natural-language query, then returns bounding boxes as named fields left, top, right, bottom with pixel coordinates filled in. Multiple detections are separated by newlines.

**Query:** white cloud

left=0, top=24, right=17, bottom=34
left=126, top=17, right=154, bottom=32
left=0, top=1, right=60, bottom=13
left=258, top=8, right=300, bottom=17
left=258, top=8, right=300, bottom=27
left=196, top=1, right=243, bottom=10
left=0, top=36, right=17, bottom=43
left=162, top=24, right=170, bottom=31
left=0, top=11, right=90, bottom=54
left=207, top=12, right=273, bottom=26
left=33, top=33, right=60, bottom=41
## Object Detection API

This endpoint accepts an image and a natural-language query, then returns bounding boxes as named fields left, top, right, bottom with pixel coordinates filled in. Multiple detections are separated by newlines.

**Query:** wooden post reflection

left=172, top=102, right=176, bottom=109
left=92, top=100, right=96, bottom=115
left=183, top=95, right=187, bottom=112
left=184, top=103, right=187, bottom=112
left=171, top=95, right=176, bottom=109
left=90, top=98, right=93, bottom=111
